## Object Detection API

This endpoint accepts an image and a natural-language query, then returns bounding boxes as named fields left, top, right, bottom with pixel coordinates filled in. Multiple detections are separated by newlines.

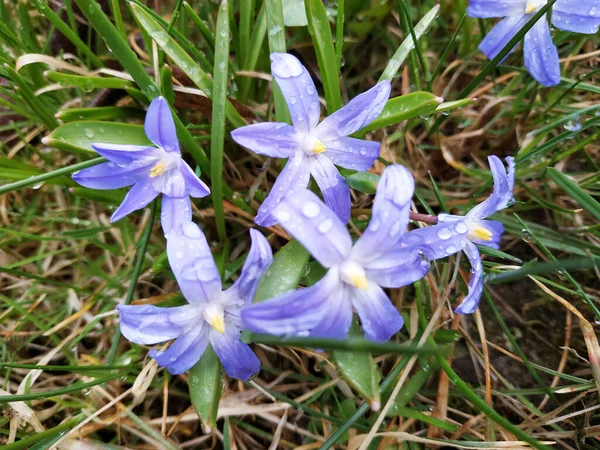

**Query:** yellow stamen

left=312, top=140, right=327, bottom=154
left=150, top=161, right=167, bottom=178
left=204, top=305, right=226, bottom=333
left=470, top=226, right=494, bottom=241
left=350, top=273, right=369, bottom=290
left=525, top=1, right=537, bottom=13
left=210, top=315, right=225, bottom=334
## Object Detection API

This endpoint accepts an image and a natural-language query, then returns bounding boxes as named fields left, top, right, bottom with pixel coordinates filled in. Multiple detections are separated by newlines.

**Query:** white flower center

left=149, top=151, right=179, bottom=178
left=203, top=303, right=225, bottom=334
left=466, top=219, right=494, bottom=242
left=339, top=259, right=368, bottom=290
left=525, top=0, right=546, bottom=13
left=301, top=134, right=327, bottom=156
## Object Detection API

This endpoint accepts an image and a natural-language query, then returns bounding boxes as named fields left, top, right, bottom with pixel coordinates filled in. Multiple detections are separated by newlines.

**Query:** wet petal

left=353, top=165, right=415, bottom=260
left=91, top=143, right=159, bottom=165
left=454, top=242, right=485, bottom=314
left=227, top=229, right=273, bottom=305
left=152, top=169, right=187, bottom=198
left=308, top=283, right=353, bottom=339
left=72, top=160, right=151, bottom=190
left=273, top=190, right=352, bottom=268
left=467, top=219, right=504, bottom=249
left=161, top=196, right=192, bottom=236
left=524, top=18, right=560, bottom=87
left=363, top=247, right=430, bottom=288
left=478, top=14, right=529, bottom=60
left=145, top=96, right=180, bottom=153
left=351, top=283, right=404, bottom=341
left=552, top=0, right=600, bottom=34
left=316, top=81, right=391, bottom=139
left=468, top=156, right=515, bottom=219
left=110, top=179, right=158, bottom=222
left=117, top=304, right=201, bottom=345
left=230, top=122, right=302, bottom=158
left=167, top=222, right=222, bottom=303
left=322, top=137, right=380, bottom=171
left=270, top=53, right=321, bottom=133
left=467, top=0, right=527, bottom=18
left=255, top=151, right=311, bottom=227
left=398, top=220, right=469, bottom=260
left=179, top=161, right=210, bottom=198
left=310, top=155, right=351, bottom=224
left=150, top=325, right=210, bottom=375
left=241, top=271, right=342, bottom=336
left=210, top=326, right=261, bottom=380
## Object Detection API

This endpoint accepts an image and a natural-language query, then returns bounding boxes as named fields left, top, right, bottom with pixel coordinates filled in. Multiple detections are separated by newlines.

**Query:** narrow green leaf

left=265, top=0, right=291, bottom=123
left=211, top=0, right=230, bottom=245
left=44, top=121, right=152, bottom=154
left=56, top=106, right=144, bottom=122
left=547, top=168, right=600, bottom=221
left=345, top=171, right=379, bottom=194
left=189, top=345, right=222, bottom=433
left=255, top=239, right=310, bottom=302
left=379, top=4, right=439, bottom=82
left=334, top=322, right=381, bottom=410
left=305, top=0, right=342, bottom=113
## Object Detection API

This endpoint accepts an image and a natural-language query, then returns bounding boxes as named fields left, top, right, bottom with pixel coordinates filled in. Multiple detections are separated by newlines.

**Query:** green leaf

left=45, top=71, right=134, bottom=90
left=357, top=92, right=442, bottom=135
left=255, top=239, right=310, bottom=302
left=345, top=171, right=379, bottom=194
left=379, top=4, right=439, bottom=82
left=334, top=322, right=381, bottom=410
left=283, top=0, right=307, bottom=27
left=189, top=345, right=222, bottom=433
left=547, top=168, right=600, bottom=222
left=56, top=106, right=145, bottom=122
left=44, top=121, right=152, bottom=154
left=265, top=0, right=291, bottom=123
left=436, top=97, right=475, bottom=113
left=305, top=0, right=342, bottom=113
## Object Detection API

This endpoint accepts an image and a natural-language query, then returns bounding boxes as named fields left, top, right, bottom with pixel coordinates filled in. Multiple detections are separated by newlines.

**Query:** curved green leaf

left=189, top=345, right=222, bottom=433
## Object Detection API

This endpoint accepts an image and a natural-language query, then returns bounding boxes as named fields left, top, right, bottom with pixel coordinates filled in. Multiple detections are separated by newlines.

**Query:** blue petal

left=152, top=169, right=187, bottom=198
left=255, top=151, right=311, bottom=227
left=552, top=0, right=600, bottom=34
left=398, top=220, right=469, bottom=260
left=150, top=324, right=210, bottom=375
left=310, top=155, right=351, bottom=224
left=454, top=242, right=485, bottom=314
left=524, top=17, right=561, bottom=86
left=209, top=327, right=260, bottom=380
left=91, top=143, right=159, bottom=165
left=270, top=53, right=321, bottom=133
left=161, top=196, right=192, bottom=236
left=110, top=179, right=158, bottom=222
left=72, top=161, right=151, bottom=190
left=167, top=222, right=222, bottom=303
left=145, top=97, right=180, bottom=153
left=226, top=229, right=273, bottom=305
left=467, top=0, right=527, bottom=18
left=467, top=219, right=504, bottom=249
left=179, top=161, right=210, bottom=198
left=273, top=190, right=352, bottom=268
left=353, top=165, right=415, bottom=260
left=308, top=283, right=352, bottom=339
left=350, top=283, right=404, bottom=341
left=241, top=271, right=342, bottom=336
left=117, top=304, right=201, bottom=344
left=468, top=156, right=515, bottom=219
left=316, top=81, right=391, bottom=139
left=478, top=14, right=529, bottom=60
left=231, top=122, right=302, bottom=158
left=322, top=138, right=380, bottom=171
left=363, top=247, right=430, bottom=289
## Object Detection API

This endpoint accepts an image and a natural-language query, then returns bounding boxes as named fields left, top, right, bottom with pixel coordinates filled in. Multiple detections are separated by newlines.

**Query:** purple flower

left=117, top=223, right=272, bottom=379
left=241, top=165, right=429, bottom=342
left=467, top=0, right=600, bottom=86
left=398, top=156, right=515, bottom=314
left=72, top=97, right=210, bottom=235
left=231, top=52, right=391, bottom=227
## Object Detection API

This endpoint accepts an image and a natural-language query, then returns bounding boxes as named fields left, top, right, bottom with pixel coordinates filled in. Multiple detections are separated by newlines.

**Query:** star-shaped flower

left=241, top=165, right=429, bottom=341
left=117, top=223, right=272, bottom=379
left=397, top=156, right=515, bottom=314
left=231, top=52, right=391, bottom=226
left=72, top=97, right=210, bottom=234
left=468, top=0, right=600, bottom=86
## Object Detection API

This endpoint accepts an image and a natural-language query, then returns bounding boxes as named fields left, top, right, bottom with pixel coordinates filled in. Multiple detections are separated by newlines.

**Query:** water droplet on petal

left=455, top=222, right=468, bottom=234
left=302, top=201, right=320, bottom=218
left=437, top=227, right=452, bottom=240
left=278, top=210, right=291, bottom=221
left=318, top=218, right=333, bottom=233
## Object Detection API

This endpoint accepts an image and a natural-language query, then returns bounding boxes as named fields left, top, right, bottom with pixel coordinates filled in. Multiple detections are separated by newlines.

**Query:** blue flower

left=231, top=53, right=391, bottom=227
left=241, top=165, right=429, bottom=342
left=398, top=156, right=515, bottom=314
left=468, top=0, right=600, bottom=86
left=117, top=223, right=272, bottom=379
left=72, top=97, right=210, bottom=235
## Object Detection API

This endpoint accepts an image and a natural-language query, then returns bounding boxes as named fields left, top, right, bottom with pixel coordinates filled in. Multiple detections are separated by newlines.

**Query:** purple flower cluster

left=468, top=0, right=600, bottom=86
left=72, top=54, right=516, bottom=380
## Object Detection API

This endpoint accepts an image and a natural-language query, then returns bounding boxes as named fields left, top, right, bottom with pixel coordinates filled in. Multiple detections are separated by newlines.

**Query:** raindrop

left=84, top=129, right=94, bottom=139
left=317, top=219, right=333, bottom=233
left=521, top=229, right=532, bottom=243
left=437, top=227, right=452, bottom=240
left=455, top=221, right=468, bottom=234
left=278, top=210, right=291, bottom=221
left=32, top=181, right=45, bottom=189
left=302, top=201, right=320, bottom=218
